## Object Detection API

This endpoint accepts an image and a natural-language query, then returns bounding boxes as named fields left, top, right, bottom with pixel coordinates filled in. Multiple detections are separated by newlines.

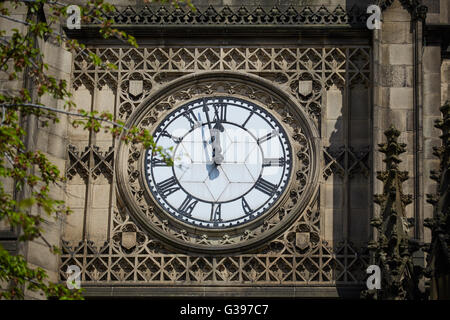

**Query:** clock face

left=145, top=97, right=292, bottom=229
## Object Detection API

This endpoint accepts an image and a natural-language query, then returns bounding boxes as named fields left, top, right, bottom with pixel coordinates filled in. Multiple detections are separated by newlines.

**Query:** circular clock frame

left=143, top=96, right=293, bottom=230
left=116, top=72, right=320, bottom=254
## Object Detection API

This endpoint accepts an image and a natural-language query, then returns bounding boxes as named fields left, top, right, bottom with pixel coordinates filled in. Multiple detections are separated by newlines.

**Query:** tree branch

left=0, top=14, right=30, bottom=26
left=0, top=103, right=129, bottom=130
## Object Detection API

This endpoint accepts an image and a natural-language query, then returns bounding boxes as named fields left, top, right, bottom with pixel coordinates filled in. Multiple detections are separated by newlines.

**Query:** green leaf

left=18, top=198, right=36, bottom=209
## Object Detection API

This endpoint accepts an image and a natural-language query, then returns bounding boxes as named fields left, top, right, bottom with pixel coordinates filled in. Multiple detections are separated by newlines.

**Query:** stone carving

left=115, top=73, right=318, bottom=253
left=60, top=207, right=369, bottom=285
left=363, top=126, right=422, bottom=300
left=66, top=145, right=114, bottom=182
left=98, top=5, right=368, bottom=27
left=121, top=232, right=136, bottom=250
left=64, top=44, right=372, bottom=289
left=295, top=232, right=310, bottom=250
left=323, top=146, right=370, bottom=179
left=424, top=102, right=450, bottom=299
left=73, top=47, right=370, bottom=125
left=298, top=80, right=313, bottom=97
left=128, top=80, right=143, bottom=98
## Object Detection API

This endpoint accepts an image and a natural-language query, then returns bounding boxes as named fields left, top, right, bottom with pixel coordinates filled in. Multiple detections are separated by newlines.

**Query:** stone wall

left=53, top=0, right=449, bottom=298
left=0, top=0, right=448, bottom=298
left=0, top=1, right=28, bottom=256
left=0, top=1, right=73, bottom=299
left=373, top=0, right=416, bottom=239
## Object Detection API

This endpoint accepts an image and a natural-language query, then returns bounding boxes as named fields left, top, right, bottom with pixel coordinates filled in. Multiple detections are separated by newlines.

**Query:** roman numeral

left=151, top=157, right=169, bottom=167
left=254, top=178, right=278, bottom=196
left=263, top=157, right=286, bottom=167
left=161, top=130, right=182, bottom=143
left=213, top=102, right=227, bottom=122
left=202, top=103, right=210, bottom=119
left=210, top=203, right=222, bottom=222
left=156, top=176, right=180, bottom=197
left=178, top=195, right=198, bottom=217
left=202, top=102, right=214, bottom=131
left=242, top=112, right=253, bottom=127
left=242, top=197, right=252, bottom=215
left=183, top=109, right=201, bottom=129
left=258, top=129, right=279, bottom=144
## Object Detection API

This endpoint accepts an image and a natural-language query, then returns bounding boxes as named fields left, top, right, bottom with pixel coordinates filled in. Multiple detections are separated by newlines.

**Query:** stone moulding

left=95, top=5, right=369, bottom=27
left=115, top=71, right=320, bottom=254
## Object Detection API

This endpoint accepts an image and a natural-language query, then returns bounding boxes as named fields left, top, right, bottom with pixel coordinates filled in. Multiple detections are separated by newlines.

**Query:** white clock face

left=145, top=97, right=292, bottom=229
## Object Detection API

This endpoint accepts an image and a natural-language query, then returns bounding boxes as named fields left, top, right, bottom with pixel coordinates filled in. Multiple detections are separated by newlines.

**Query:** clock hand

left=202, top=101, right=213, bottom=132
left=202, top=100, right=225, bottom=165
left=200, top=121, right=211, bottom=163
left=200, top=108, right=220, bottom=179
left=202, top=100, right=223, bottom=165
left=211, top=127, right=224, bottom=165
left=211, top=120, right=225, bottom=165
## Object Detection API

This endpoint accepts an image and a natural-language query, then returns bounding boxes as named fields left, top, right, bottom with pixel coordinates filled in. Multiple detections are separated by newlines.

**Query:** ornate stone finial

left=362, top=125, right=422, bottom=300
left=424, top=102, right=450, bottom=299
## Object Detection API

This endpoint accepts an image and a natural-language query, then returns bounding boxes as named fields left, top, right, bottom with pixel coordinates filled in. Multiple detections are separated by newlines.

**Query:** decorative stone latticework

left=62, top=19, right=373, bottom=294
left=72, top=47, right=371, bottom=125
left=60, top=206, right=369, bottom=286
left=323, top=146, right=370, bottom=179
left=98, top=4, right=368, bottom=27
left=66, top=145, right=114, bottom=183
left=425, top=102, right=450, bottom=299
left=363, top=126, right=422, bottom=300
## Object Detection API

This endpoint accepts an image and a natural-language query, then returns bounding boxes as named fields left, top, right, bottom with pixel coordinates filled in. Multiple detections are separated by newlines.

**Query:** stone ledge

left=80, top=285, right=363, bottom=298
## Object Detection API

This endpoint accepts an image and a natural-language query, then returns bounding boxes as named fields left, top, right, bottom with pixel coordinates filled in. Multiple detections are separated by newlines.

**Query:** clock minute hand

left=203, top=102, right=224, bottom=165
left=202, top=103, right=213, bottom=131
left=202, top=103, right=216, bottom=159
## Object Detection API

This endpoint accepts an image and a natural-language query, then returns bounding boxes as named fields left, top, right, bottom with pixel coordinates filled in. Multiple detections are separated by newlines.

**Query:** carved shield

left=298, top=80, right=313, bottom=97
left=121, top=232, right=136, bottom=250
left=295, top=232, right=310, bottom=250
left=129, top=80, right=143, bottom=97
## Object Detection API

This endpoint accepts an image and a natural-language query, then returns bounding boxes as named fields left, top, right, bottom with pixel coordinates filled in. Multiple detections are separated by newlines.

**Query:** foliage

left=0, top=0, right=187, bottom=299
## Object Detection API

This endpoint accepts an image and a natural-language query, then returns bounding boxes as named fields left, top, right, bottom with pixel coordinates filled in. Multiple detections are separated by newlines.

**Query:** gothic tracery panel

left=62, top=45, right=372, bottom=290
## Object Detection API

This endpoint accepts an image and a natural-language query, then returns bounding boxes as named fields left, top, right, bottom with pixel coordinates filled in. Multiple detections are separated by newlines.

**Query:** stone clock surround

left=60, top=42, right=374, bottom=298
left=57, top=0, right=430, bottom=298
left=115, top=71, right=320, bottom=254
left=60, top=39, right=375, bottom=297
left=146, top=96, right=292, bottom=228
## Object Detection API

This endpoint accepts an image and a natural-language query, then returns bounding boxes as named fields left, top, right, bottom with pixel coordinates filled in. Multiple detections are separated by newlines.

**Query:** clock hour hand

left=211, top=124, right=224, bottom=165
left=211, top=106, right=225, bottom=165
